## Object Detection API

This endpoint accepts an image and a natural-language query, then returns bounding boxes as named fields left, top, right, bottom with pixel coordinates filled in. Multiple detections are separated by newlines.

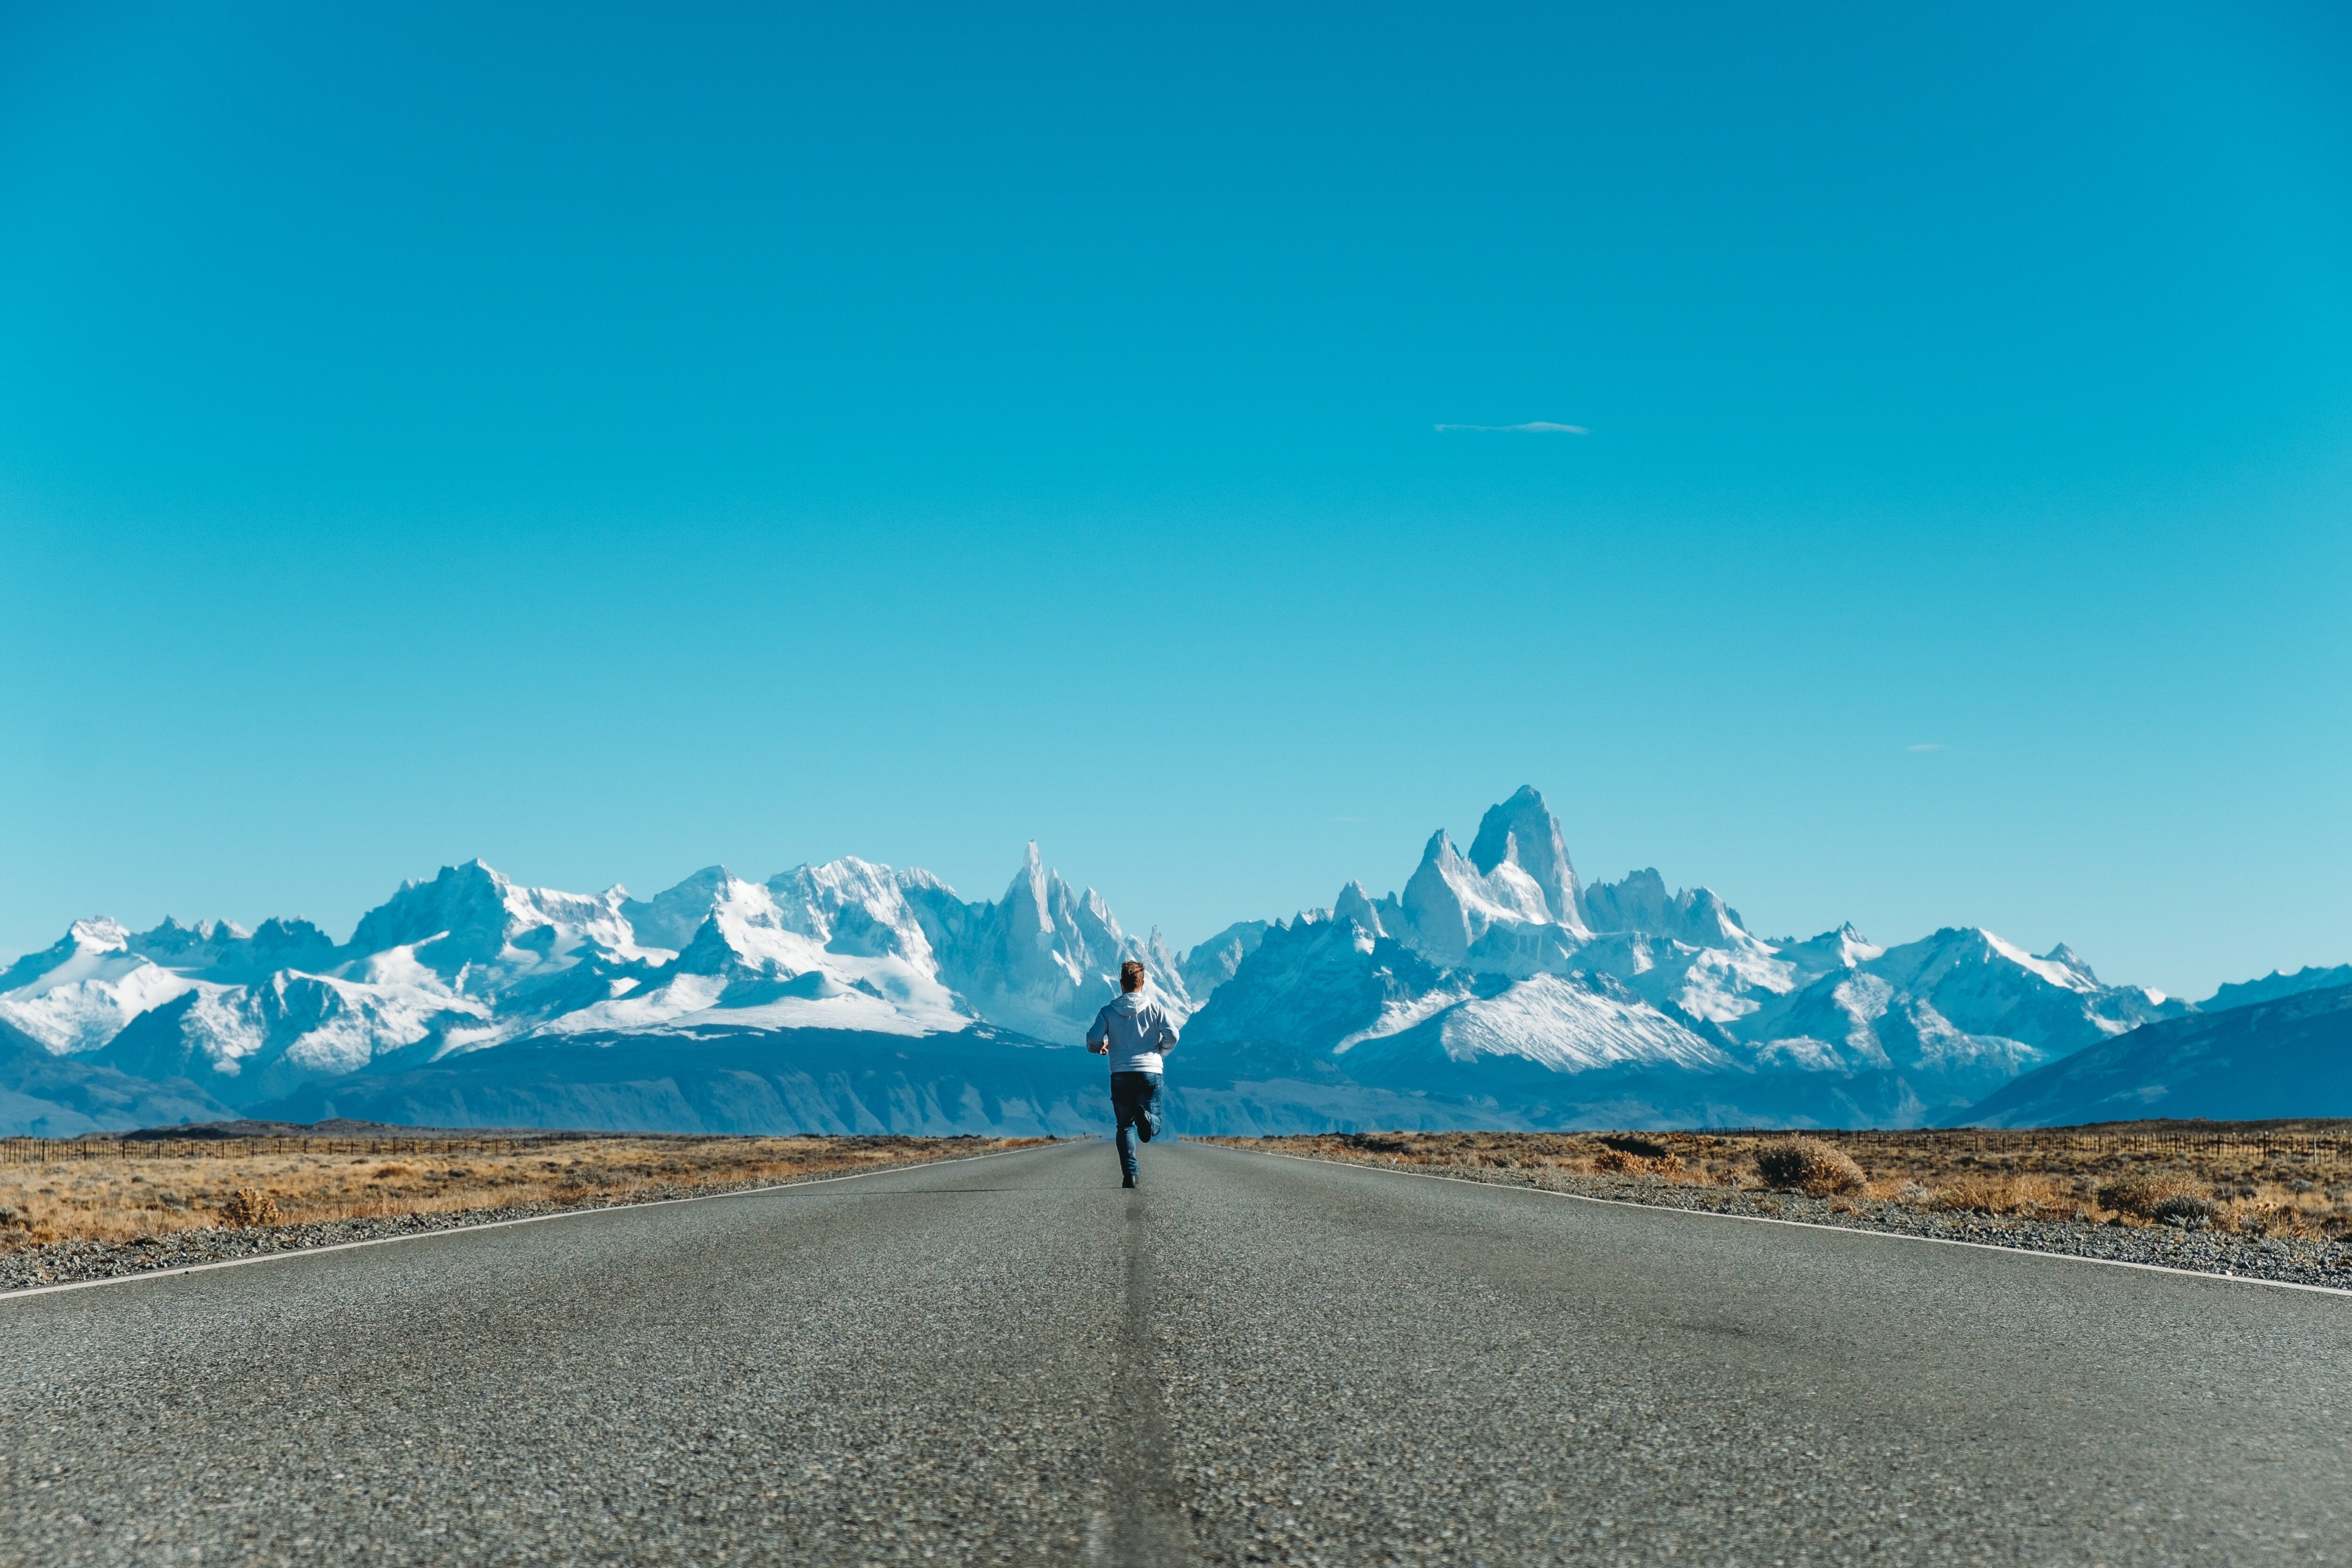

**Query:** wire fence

left=0, top=1131, right=947, bottom=1166
left=1698, top=1127, right=2352, bottom=1164
left=0, top=1136, right=572, bottom=1166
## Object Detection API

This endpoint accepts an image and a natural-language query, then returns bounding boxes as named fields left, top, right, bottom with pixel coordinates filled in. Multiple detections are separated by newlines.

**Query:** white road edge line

left=1226, top=1144, right=2352, bottom=1301
left=0, top=1141, right=1060, bottom=1306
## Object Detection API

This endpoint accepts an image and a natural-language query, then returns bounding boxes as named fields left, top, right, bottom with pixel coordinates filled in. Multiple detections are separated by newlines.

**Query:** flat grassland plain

left=9, top=1122, right=2350, bottom=1291
left=0, top=1133, right=1047, bottom=1289
left=1216, top=1124, right=2352, bottom=1289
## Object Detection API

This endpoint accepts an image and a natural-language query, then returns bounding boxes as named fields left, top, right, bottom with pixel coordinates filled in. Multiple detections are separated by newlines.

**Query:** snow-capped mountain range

left=1176, top=788, right=2198, bottom=1129
left=3, top=845, right=1180, bottom=1102
left=1, top=788, right=2341, bottom=1135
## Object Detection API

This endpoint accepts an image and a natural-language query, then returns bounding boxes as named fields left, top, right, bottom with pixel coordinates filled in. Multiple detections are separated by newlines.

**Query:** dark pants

left=1111, top=1070, right=1163, bottom=1182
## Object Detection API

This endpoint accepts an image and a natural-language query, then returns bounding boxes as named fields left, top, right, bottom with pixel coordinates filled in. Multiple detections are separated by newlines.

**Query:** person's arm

left=1086, top=1006, right=1112, bottom=1055
left=1154, top=1009, right=1179, bottom=1057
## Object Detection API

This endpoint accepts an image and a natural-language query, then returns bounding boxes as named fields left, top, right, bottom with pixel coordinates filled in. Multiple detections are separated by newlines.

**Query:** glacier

left=0, top=786, right=2331, bottom=1135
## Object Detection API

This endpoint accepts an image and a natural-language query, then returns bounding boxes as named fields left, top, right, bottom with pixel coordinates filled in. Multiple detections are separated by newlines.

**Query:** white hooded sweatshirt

left=1086, top=990, right=1180, bottom=1075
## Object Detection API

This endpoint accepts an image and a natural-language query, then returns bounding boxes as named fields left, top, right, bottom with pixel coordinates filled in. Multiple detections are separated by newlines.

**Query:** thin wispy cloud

left=1434, top=421, right=1589, bottom=434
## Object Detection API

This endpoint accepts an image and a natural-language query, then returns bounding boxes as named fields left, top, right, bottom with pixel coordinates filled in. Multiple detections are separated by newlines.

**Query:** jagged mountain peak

left=1, top=920, right=131, bottom=995
left=1332, top=880, right=1387, bottom=938
left=1465, top=785, right=1589, bottom=936
left=347, top=858, right=646, bottom=980
left=349, top=860, right=515, bottom=955
left=0, top=917, right=199, bottom=1055
left=67, top=916, right=132, bottom=951
left=1399, top=823, right=1568, bottom=969
left=1879, top=926, right=2106, bottom=998
left=2040, top=942, right=2098, bottom=984
left=1580, top=868, right=1751, bottom=947
left=1000, top=841, right=1058, bottom=937
left=136, top=915, right=248, bottom=947
left=619, top=865, right=739, bottom=951
left=1769, top=923, right=1884, bottom=979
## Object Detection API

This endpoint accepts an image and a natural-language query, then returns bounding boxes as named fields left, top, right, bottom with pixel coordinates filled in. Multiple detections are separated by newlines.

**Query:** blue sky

left=3, top=1, right=2347, bottom=997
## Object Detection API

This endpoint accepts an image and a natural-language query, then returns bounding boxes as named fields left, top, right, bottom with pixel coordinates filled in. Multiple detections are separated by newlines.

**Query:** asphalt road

left=2, top=1139, right=2348, bottom=1567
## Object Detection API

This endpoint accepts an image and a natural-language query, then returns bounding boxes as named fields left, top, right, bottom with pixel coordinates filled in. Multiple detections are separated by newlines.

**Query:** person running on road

left=1086, top=959, right=1178, bottom=1189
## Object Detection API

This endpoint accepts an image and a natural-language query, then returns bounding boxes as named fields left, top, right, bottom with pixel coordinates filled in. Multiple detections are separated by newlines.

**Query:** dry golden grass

left=1929, top=1173, right=2078, bottom=1219
left=1209, top=1126, right=2352, bottom=1234
left=0, top=1134, right=1043, bottom=1249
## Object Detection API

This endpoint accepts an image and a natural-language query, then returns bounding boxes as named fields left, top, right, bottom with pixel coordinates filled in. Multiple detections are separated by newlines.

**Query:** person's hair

left=1120, top=960, right=1147, bottom=992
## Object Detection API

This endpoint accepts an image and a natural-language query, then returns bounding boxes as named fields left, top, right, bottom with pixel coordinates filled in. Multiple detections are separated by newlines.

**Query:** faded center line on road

left=1104, top=1189, right=1200, bottom=1568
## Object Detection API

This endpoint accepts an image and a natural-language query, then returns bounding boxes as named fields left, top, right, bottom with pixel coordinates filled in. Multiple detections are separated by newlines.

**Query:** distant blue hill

left=0, top=1018, right=234, bottom=1138
left=1956, top=983, right=2352, bottom=1128
left=244, top=1025, right=1111, bottom=1138
left=2200, top=963, right=2352, bottom=1014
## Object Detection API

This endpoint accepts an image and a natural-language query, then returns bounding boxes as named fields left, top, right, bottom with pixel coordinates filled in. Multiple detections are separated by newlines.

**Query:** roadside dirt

left=0, top=1133, right=1048, bottom=1249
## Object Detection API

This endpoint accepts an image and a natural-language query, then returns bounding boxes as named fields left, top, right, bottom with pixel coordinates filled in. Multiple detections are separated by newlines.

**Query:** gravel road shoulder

left=1254, top=1144, right=2352, bottom=1290
left=0, top=1149, right=1016, bottom=1295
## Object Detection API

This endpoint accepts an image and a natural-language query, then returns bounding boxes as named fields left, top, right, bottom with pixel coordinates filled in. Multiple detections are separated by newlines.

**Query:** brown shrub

left=1593, top=1148, right=1686, bottom=1178
left=1755, top=1139, right=1866, bottom=1196
left=1597, top=1134, right=1673, bottom=1159
left=218, top=1188, right=283, bottom=1228
left=2151, top=1194, right=2218, bottom=1229
left=2096, top=1174, right=2203, bottom=1219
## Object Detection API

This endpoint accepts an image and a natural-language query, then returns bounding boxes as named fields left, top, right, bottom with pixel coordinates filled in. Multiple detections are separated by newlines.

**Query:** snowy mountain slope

left=1185, top=909, right=1452, bottom=1064
left=80, top=860, right=672, bottom=1098
left=0, top=920, right=201, bottom=1053
left=1820, top=929, right=2175, bottom=1050
left=1723, top=926, right=2189, bottom=1119
left=1733, top=971, right=2051, bottom=1126
left=551, top=862, right=969, bottom=1041
left=346, top=860, right=654, bottom=974
left=1572, top=927, right=1802, bottom=1033
left=616, top=866, right=734, bottom=953
left=1181, top=874, right=1738, bottom=1129
left=1188, top=789, right=1793, bottom=1068
left=1354, top=971, right=1732, bottom=1076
